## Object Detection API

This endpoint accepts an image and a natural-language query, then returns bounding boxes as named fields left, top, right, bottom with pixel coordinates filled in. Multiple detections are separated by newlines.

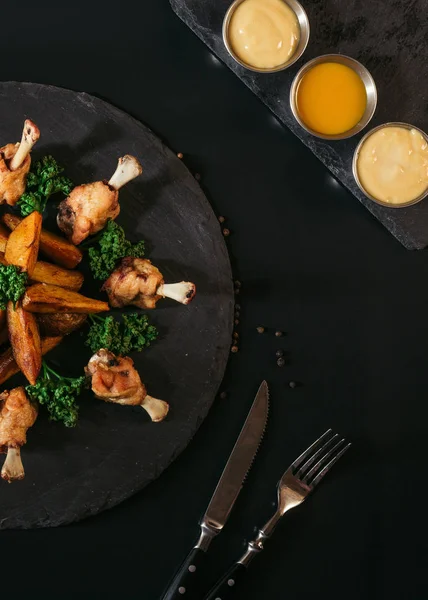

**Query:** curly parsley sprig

left=87, top=220, right=145, bottom=280
left=18, top=155, right=73, bottom=216
left=0, top=264, right=28, bottom=310
left=26, top=361, right=86, bottom=428
left=85, top=313, right=158, bottom=355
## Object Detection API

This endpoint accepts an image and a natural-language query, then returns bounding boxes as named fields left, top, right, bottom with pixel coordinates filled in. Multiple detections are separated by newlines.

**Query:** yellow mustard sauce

left=296, top=62, right=367, bottom=136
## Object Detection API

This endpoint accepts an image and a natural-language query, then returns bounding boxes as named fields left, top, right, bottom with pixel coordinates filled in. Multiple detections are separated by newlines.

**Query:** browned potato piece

left=0, top=223, right=9, bottom=253
left=0, top=336, right=62, bottom=385
left=1, top=250, right=83, bottom=291
left=7, top=300, right=42, bottom=385
left=22, top=283, right=109, bottom=314
left=31, top=261, right=84, bottom=291
left=0, top=309, right=7, bottom=346
left=4, top=211, right=42, bottom=276
left=2, top=213, right=82, bottom=269
left=37, top=313, right=88, bottom=336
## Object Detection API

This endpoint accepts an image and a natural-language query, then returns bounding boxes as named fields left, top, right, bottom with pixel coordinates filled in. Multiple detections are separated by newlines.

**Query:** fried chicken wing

left=103, top=257, right=196, bottom=309
left=86, top=349, right=169, bottom=422
left=57, top=155, right=142, bottom=245
left=0, top=120, right=40, bottom=206
left=0, top=386, right=38, bottom=481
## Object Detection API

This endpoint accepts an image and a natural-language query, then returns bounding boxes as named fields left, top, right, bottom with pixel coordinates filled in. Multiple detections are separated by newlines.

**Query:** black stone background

left=1, top=1, right=426, bottom=599
left=0, top=81, right=233, bottom=529
left=170, top=0, right=428, bottom=250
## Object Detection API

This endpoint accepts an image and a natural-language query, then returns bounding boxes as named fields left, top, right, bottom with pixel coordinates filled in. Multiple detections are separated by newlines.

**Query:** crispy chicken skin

left=86, top=349, right=169, bottom=422
left=57, top=180, right=120, bottom=245
left=103, top=257, right=196, bottom=309
left=57, top=155, right=142, bottom=245
left=0, top=143, right=31, bottom=205
left=103, top=257, right=164, bottom=309
left=0, top=120, right=40, bottom=206
left=0, top=386, right=38, bottom=481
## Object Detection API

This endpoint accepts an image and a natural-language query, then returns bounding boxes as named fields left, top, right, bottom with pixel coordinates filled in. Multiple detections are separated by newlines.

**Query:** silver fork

left=204, top=429, right=351, bottom=600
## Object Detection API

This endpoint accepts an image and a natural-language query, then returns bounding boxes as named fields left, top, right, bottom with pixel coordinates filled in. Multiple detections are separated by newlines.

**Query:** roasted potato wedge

left=0, top=309, right=7, bottom=346
left=37, top=313, right=88, bottom=336
left=1, top=250, right=83, bottom=291
left=22, top=283, right=109, bottom=314
left=0, top=223, right=9, bottom=253
left=31, top=261, right=84, bottom=291
left=4, top=211, right=42, bottom=276
left=7, top=300, right=42, bottom=385
left=0, top=336, right=62, bottom=385
left=2, top=213, right=83, bottom=269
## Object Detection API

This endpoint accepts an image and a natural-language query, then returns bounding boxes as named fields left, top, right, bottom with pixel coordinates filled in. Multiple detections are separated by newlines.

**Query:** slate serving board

left=170, top=0, right=428, bottom=250
left=0, top=82, right=233, bottom=529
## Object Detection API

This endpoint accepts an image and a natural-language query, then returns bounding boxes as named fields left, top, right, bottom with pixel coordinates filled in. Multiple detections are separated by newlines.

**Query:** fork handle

left=204, top=563, right=247, bottom=600
left=203, top=529, right=268, bottom=599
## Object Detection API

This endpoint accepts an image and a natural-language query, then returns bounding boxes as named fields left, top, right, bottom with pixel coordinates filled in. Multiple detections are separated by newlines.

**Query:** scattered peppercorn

left=275, top=331, right=283, bottom=337
left=277, top=357, right=285, bottom=367
left=276, top=349, right=284, bottom=358
left=220, top=391, right=227, bottom=399
left=235, top=311, right=240, bottom=318
left=231, top=345, right=239, bottom=353
left=177, top=152, right=183, bottom=159
left=234, top=288, right=240, bottom=295
left=223, top=228, right=230, bottom=237
left=234, top=280, right=241, bottom=288
left=195, top=173, right=201, bottom=181
left=257, top=326, right=265, bottom=334
left=218, top=216, right=225, bottom=223
left=289, top=381, right=297, bottom=389
left=233, top=332, right=239, bottom=339
left=235, top=304, right=241, bottom=311
left=234, top=319, right=239, bottom=325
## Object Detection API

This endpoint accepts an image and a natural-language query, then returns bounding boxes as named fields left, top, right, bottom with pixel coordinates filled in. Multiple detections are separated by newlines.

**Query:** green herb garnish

left=88, top=220, right=145, bottom=280
left=18, top=155, right=73, bottom=216
left=86, top=313, right=158, bottom=355
left=0, top=264, right=28, bottom=310
left=26, top=362, right=86, bottom=428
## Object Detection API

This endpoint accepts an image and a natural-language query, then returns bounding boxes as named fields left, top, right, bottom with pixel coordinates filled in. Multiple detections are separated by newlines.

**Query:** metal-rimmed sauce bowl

left=289, top=54, right=377, bottom=140
left=222, top=0, right=310, bottom=74
left=352, top=122, right=428, bottom=209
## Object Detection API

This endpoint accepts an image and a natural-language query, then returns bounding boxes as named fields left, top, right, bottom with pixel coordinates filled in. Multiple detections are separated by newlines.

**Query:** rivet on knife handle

left=160, top=381, right=269, bottom=600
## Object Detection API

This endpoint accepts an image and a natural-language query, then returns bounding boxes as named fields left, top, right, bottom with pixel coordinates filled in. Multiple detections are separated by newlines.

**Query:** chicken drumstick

left=0, top=386, right=38, bottom=482
left=0, top=120, right=40, bottom=206
left=103, top=257, right=196, bottom=309
left=57, top=155, right=142, bottom=245
left=86, top=349, right=169, bottom=422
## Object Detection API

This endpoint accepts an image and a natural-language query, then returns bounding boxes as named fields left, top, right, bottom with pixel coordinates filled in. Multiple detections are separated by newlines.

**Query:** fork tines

left=292, top=429, right=351, bottom=489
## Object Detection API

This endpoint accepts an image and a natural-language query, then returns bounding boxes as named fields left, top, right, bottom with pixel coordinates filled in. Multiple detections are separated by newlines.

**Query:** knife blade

left=161, top=380, right=269, bottom=600
left=201, top=380, right=269, bottom=534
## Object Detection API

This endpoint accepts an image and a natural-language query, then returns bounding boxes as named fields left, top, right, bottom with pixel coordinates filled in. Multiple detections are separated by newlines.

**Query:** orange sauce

left=296, top=62, right=367, bottom=135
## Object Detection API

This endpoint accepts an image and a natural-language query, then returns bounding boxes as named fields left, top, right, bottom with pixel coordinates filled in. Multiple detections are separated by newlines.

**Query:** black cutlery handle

left=161, top=546, right=207, bottom=600
left=204, top=563, right=247, bottom=600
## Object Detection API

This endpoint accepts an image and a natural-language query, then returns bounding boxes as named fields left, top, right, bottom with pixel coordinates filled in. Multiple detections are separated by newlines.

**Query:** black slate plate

left=0, top=82, right=233, bottom=529
left=170, top=0, right=428, bottom=250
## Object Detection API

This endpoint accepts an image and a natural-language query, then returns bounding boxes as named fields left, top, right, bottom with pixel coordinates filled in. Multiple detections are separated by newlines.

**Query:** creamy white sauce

left=357, top=126, right=428, bottom=204
left=228, top=0, right=300, bottom=69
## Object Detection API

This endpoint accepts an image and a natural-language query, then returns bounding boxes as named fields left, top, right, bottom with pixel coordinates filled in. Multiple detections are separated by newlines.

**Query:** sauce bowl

left=352, top=122, right=428, bottom=208
left=289, top=54, right=377, bottom=140
left=222, top=0, right=310, bottom=73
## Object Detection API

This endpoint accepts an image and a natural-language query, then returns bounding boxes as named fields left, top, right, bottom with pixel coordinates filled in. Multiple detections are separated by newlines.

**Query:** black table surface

left=2, top=1, right=426, bottom=598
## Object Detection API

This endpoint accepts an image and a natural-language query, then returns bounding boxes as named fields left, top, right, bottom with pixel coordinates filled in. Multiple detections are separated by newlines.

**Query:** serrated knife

left=161, top=381, right=269, bottom=600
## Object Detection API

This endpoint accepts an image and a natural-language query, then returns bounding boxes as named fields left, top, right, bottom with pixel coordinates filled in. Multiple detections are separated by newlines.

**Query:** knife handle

left=204, top=563, right=247, bottom=600
left=161, top=546, right=208, bottom=600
